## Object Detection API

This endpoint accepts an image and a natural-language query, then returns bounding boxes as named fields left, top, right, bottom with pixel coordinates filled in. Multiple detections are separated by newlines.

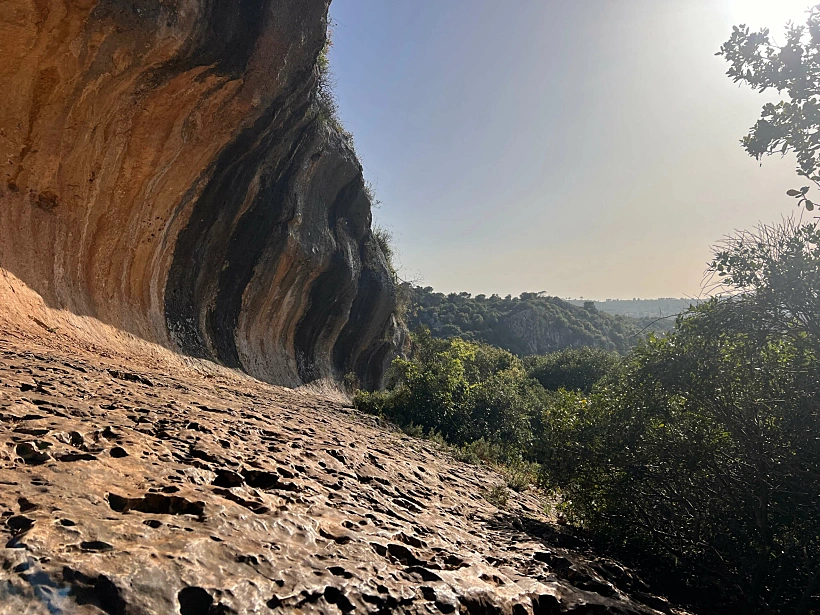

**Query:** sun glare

left=729, top=0, right=814, bottom=29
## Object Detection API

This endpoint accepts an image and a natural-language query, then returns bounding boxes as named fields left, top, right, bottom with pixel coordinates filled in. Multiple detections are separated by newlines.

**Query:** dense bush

left=526, top=347, right=621, bottom=393
left=354, top=329, right=636, bottom=513
left=538, top=221, right=820, bottom=613
left=355, top=328, right=545, bottom=455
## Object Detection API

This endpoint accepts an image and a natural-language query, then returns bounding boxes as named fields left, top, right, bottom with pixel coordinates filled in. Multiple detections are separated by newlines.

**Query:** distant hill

left=405, top=287, right=672, bottom=356
left=566, top=297, right=701, bottom=318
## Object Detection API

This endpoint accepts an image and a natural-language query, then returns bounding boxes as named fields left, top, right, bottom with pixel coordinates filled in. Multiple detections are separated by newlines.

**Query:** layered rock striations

left=0, top=0, right=399, bottom=388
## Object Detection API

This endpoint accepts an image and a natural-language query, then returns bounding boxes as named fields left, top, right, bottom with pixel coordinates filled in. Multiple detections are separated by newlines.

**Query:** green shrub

left=400, top=422, right=424, bottom=438
left=342, top=371, right=359, bottom=395
left=354, top=327, right=544, bottom=454
left=373, top=226, right=395, bottom=275
left=316, top=21, right=353, bottom=144
left=499, top=459, right=538, bottom=492
left=426, top=431, right=448, bottom=447
left=454, top=437, right=504, bottom=465
left=482, top=485, right=509, bottom=509
left=526, top=347, right=621, bottom=393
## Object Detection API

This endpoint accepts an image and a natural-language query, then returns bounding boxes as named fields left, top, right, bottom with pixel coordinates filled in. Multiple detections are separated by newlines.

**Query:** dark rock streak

left=0, top=0, right=397, bottom=389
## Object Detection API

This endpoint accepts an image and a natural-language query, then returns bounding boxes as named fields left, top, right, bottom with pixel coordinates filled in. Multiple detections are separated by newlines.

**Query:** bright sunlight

left=729, top=0, right=814, bottom=28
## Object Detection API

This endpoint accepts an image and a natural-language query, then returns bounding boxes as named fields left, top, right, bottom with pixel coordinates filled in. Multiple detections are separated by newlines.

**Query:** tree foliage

left=711, top=218, right=820, bottom=344
left=540, top=221, right=820, bottom=613
left=406, top=287, right=660, bottom=356
left=355, top=328, right=544, bottom=453
left=718, top=4, right=820, bottom=209
left=526, top=347, right=621, bottom=394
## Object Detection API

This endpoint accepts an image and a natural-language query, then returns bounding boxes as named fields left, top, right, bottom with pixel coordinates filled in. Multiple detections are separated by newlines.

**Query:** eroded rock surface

left=0, top=335, right=687, bottom=615
left=0, top=0, right=399, bottom=389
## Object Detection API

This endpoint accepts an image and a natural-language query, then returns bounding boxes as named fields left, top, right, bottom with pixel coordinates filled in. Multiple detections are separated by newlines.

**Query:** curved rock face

left=0, top=0, right=398, bottom=389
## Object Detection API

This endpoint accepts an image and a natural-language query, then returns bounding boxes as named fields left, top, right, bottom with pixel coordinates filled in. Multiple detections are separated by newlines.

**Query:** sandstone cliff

left=0, top=0, right=399, bottom=389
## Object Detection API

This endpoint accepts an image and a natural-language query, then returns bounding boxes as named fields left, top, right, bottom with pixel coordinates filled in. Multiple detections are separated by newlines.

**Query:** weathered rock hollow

left=0, top=0, right=400, bottom=388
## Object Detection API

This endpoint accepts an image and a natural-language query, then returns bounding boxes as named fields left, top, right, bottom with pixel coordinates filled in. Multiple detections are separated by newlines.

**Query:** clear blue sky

left=328, top=0, right=811, bottom=299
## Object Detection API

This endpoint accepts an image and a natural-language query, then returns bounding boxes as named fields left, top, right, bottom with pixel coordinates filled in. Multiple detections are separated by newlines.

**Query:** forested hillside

left=405, top=286, right=664, bottom=355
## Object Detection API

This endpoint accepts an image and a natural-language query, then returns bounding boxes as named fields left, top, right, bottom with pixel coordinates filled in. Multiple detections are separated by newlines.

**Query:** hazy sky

left=328, top=0, right=812, bottom=299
